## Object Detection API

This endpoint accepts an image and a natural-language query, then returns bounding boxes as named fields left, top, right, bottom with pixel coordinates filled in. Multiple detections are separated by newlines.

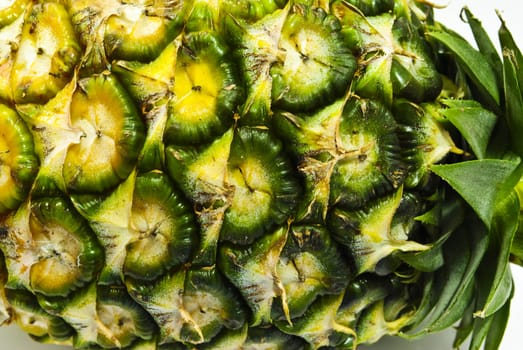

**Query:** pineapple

left=0, top=0, right=523, bottom=349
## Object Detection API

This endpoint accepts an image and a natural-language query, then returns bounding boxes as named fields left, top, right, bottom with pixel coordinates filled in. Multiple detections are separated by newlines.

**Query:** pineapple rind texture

left=0, top=0, right=521, bottom=349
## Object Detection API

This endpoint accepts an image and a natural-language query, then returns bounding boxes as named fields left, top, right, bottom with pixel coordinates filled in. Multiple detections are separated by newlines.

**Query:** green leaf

left=431, top=159, right=520, bottom=228
left=511, top=223, right=523, bottom=265
left=404, top=220, right=488, bottom=338
left=498, top=13, right=523, bottom=92
left=462, top=7, right=503, bottom=85
left=397, top=232, right=446, bottom=272
left=484, top=296, right=512, bottom=350
left=427, top=28, right=500, bottom=109
left=511, top=181, right=523, bottom=264
left=400, top=274, right=435, bottom=334
left=425, top=223, right=488, bottom=334
left=476, top=267, right=513, bottom=319
left=474, top=192, right=519, bottom=318
left=427, top=274, right=475, bottom=334
left=501, top=34, right=523, bottom=158
left=453, top=300, right=475, bottom=349
left=398, top=191, right=465, bottom=272
left=468, top=294, right=512, bottom=350
left=468, top=314, right=494, bottom=350
left=440, top=99, right=497, bottom=159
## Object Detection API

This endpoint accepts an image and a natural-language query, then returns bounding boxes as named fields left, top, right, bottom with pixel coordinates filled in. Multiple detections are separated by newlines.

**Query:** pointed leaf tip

left=431, top=159, right=519, bottom=228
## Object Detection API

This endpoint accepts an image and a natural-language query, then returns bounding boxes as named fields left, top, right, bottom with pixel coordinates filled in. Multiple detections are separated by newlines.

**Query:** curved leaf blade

left=403, top=219, right=488, bottom=338
left=501, top=40, right=523, bottom=158
left=441, top=99, right=497, bottom=159
left=462, top=7, right=503, bottom=85
left=475, top=192, right=519, bottom=318
left=427, top=28, right=500, bottom=108
left=484, top=295, right=512, bottom=350
left=431, top=159, right=520, bottom=228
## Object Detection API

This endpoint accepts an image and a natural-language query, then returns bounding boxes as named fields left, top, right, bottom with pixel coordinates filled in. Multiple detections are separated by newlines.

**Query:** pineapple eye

left=10, top=2, right=80, bottom=105
left=180, top=268, right=246, bottom=343
left=164, top=32, right=243, bottom=146
left=124, top=171, right=197, bottom=281
left=219, top=226, right=288, bottom=326
left=125, top=266, right=246, bottom=345
left=28, top=197, right=103, bottom=297
left=94, top=286, right=155, bottom=349
left=274, top=225, right=350, bottom=320
left=63, top=74, right=145, bottom=194
left=4, top=288, right=74, bottom=341
left=275, top=292, right=357, bottom=349
left=270, top=5, right=356, bottom=113
left=221, top=127, right=300, bottom=245
left=68, top=0, right=186, bottom=73
left=330, top=98, right=406, bottom=209
left=0, top=104, right=38, bottom=215
left=338, top=10, right=442, bottom=106
left=273, top=98, right=405, bottom=221
left=166, top=127, right=300, bottom=251
left=389, top=17, right=443, bottom=102
left=103, top=1, right=184, bottom=62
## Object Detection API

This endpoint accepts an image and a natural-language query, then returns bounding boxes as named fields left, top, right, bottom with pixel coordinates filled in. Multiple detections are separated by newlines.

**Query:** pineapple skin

left=0, top=1, right=518, bottom=349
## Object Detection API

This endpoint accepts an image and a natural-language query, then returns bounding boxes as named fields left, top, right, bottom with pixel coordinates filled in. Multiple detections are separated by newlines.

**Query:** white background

left=1, top=0, right=523, bottom=349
